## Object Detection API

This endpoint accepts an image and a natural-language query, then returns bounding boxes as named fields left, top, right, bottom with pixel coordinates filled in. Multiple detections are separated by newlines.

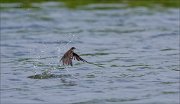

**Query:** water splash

left=31, top=33, right=78, bottom=78
left=57, top=33, right=77, bottom=54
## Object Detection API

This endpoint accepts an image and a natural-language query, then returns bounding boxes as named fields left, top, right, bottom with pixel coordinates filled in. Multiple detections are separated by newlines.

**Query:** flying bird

left=60, top=47, right=87, bottom=66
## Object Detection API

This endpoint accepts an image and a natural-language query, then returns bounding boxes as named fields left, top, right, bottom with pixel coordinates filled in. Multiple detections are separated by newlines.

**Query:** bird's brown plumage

left=60, top=47, right=87, bottom=66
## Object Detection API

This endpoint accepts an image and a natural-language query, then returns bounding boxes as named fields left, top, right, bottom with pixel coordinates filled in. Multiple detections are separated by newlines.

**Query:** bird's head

left=71, top=47, right=76, bottom=50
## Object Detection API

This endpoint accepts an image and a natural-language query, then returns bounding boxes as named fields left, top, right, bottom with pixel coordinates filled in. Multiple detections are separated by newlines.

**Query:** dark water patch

left=8, top=78, right=21, bottom=81
left=86, top=74, right=96, bottom=78
left=165, top=53, right=179, bottom=56
left=16, top=58, right=32, bottom=62
left=118, top=73, right=129, bottom=78
left=27, top=73, right=71, bottom=79
left=60, top=79, right=77, bottom=86
left=120, top=58, right=136, bottom=62
left=167, top=65, right=180, bottom=71
left=160, top=81, right=177, bottom=85
left=27, top=24, right=47, bottom=29
left=90, top=28, right=145, bottom=34
left=31, top=98, right=45, bottom=102
left=131, top=74, right=145, bottom=78
left=126, top=68, right=135, bottom=72
left=1, top=24, right=46, bottom=31
left=111, top=65, right=119, bottom=67
left=84, top=79, right=96, bottom=84
left=37, top=16, right=54, bottom=21
left=1, top=26, right=25, bottom=30
left=74, top=99, right=105, bottom=104
left=139, top=66, right=152, bottom=69
left=146, top=70, right=159, bottom=75
left=162, top=91, right=178, bottom=94
left=171, top=68, right=180, bottom=71
left=125, top=86, right=140, bottom=89
left=106, top=98, right=139, bottom=102
left=81, top=52, right=109, bottom=56
left=107, top=58, right=120, bottom=62
left=160, top=48, right=177, bottom=51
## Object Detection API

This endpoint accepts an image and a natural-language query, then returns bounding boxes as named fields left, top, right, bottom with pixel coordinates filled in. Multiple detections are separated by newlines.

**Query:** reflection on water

left=1, top=2, right=179, bottom=104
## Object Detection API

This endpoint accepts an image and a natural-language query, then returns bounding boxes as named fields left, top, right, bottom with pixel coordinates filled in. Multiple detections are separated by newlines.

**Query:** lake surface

left=1, top=2, right=179, bottom=104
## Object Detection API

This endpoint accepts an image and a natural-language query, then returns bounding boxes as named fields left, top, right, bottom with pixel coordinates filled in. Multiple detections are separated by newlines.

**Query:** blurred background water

left=0, top=0, right=179, bottom=104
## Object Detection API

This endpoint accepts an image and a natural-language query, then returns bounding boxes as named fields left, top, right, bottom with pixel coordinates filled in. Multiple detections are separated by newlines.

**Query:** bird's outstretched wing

left=73, top=52, right=87, bottom=63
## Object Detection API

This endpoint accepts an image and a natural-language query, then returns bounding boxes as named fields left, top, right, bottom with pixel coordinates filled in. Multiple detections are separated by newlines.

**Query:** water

left=1, top=2, right=179, bottom=104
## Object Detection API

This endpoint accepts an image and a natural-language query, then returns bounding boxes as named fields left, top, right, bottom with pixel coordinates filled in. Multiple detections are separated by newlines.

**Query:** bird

left=60, top=47, right=87, bottom=66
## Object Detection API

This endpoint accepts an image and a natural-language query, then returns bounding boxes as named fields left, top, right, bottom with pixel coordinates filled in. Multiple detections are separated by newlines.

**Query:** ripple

left=86, top=74, right=96, bottom=78
left=150, top=32, right=178, bottom=39
left=27, top=73, right=71, bottom=79
left=81, top=52, right=109, bottom=56
left=120, top=64, right=150, bottom=68
left=61, top=79, right=77, bottom=86
left=106, top=98, right=139, bottom=102
left=162, top=91, right=178, bottom=94
left=1, top=44, right=24, bottom=48
left=160, top=48, right=177, bottom=51
left=160, top=81, right=177, bottom=85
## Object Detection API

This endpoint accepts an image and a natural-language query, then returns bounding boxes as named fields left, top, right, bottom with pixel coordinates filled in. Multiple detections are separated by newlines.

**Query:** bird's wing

left=73, top=52, right=87, bottom=62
